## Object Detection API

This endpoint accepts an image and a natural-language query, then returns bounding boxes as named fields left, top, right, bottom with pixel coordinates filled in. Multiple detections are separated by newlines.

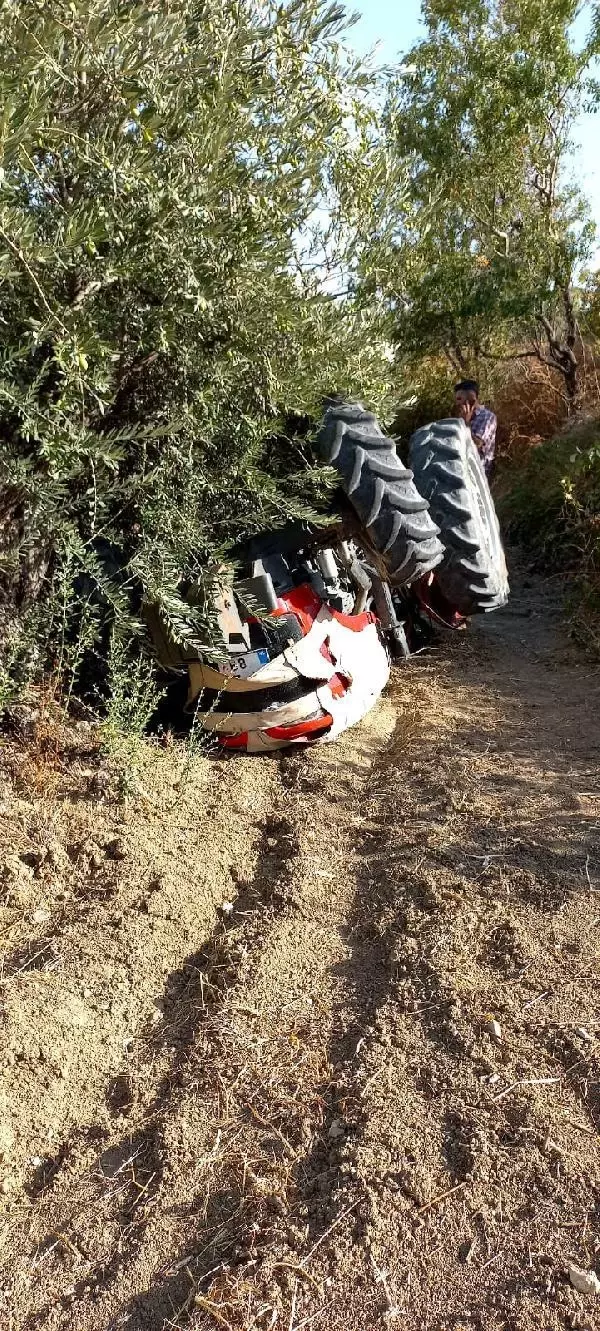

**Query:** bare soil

left=1, top=563, right=600, bottom=1331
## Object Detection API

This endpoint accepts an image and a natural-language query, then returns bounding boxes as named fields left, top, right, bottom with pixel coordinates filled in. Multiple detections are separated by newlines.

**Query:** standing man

left=453, top=379, right=497, bottom=478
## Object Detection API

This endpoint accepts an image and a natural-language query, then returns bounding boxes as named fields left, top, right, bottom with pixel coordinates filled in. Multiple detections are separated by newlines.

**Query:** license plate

left=230, top=649, right=270, bottom=679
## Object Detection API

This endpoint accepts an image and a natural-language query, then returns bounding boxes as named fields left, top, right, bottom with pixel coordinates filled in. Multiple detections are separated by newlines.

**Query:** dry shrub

left=492, top=360, right=567, bottom=462
left=395, top=341, right=600, bottom=466
left=492, top=341, right=600, bottom=463
left=0, top=683, right=100, bottom=797
left=393, top=352, right=580, bottom=462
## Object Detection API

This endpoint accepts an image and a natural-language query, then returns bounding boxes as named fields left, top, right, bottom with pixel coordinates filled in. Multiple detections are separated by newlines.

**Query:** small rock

left=32, top=907, right=51, bottom=925
left=328, top=1119, right=346, bottom=1141
left=3, top=854, right=33, bottom=882
left=576, top=1028, right=593, bottom=1042
left=1, top=1178, right=12, bottom=1195
left=567, top=1263, right=600, bottom=1296
left=220, top=900, right=234, bottom=915
left=30, top=1156, right=43, bottom=1168
left=484, top=1015, right=503, bottom=1042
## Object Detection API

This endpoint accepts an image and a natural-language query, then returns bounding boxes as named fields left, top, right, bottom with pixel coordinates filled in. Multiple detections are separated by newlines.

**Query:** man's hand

left=454, top=400, right=475, bottom=425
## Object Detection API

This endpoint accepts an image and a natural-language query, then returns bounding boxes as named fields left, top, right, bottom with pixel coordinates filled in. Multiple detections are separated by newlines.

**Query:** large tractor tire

left=315, top=402, right=444, bottom=587
left=409, top=418, right=509, bottom=616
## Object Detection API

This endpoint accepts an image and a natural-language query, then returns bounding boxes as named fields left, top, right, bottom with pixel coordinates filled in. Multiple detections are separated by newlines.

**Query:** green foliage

left=499, top=418, right=600, bottom=648
left=0, top=604, right=45, bottom=706
left=0, top=0, right=397, bottom=695
left=4, top=0, right=600, bottom=713
left=580, top=267, right=600, bottom=340
left=363, top=0, right=596, bottom=394
left=100, top=631, right=164, bottom=791
left=391, top=356, right=458, bottom=451
left=499, top=421, right=600, bottom=566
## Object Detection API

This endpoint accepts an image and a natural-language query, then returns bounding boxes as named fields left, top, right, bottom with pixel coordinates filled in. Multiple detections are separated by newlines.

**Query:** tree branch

left=536, top=313, right=577, bottom=368
left=472, top=211, right=510, bottom=256
left=0, top=227, right=68, bottom=334
left=477, top=347, right=541, bottom=363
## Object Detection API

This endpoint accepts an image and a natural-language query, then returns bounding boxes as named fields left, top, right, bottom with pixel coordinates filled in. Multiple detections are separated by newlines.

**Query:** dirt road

left=1, top=565, right=600, bottom=1331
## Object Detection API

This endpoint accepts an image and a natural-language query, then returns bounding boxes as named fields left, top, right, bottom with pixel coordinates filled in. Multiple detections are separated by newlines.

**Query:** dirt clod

left=484, top=1016, right=503, bottom=1042
left=567, top=1264, right=600, bottom=1296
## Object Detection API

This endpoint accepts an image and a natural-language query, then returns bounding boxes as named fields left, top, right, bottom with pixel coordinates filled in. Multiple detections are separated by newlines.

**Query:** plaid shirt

left=471, top=405, right=497, bottom=474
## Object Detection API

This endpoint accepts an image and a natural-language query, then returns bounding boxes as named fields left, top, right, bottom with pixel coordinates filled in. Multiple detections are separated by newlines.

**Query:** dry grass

left=492, top=343, right=600, bottom=464
left=395, top=342, right=600, bottom=470
left=0, top=684, right=92, bottom=798
left=493, top=360, right=567, bottom=461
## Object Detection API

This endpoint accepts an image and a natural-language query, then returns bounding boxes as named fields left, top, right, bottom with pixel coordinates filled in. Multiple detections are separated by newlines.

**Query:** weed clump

left=499, top=420, right=600, bottom=648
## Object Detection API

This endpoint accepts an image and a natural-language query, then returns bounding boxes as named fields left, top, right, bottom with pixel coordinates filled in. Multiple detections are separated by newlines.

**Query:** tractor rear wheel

left=409, top=418, right=509, bottom=616
left=315, top=402, right=444, bottom=587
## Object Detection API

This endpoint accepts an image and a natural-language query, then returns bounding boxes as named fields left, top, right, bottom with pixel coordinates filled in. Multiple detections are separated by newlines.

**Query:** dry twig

left=417, top=1181, right=466, bottom=1215
left=492, top=1076, right=560, bottom=1103
left=302, top=1198, right=360, bottom=1266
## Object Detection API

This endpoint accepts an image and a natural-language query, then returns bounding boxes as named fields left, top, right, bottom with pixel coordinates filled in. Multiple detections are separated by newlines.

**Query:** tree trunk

left=536, top=293, right=580, bottom=413
left=0, top=486, right=52, bottom=652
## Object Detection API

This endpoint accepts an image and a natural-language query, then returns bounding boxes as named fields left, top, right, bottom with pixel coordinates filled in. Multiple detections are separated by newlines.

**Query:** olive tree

left=0, top=0, right=395, bottom=684
left=367, top=0, right=597, bottom=403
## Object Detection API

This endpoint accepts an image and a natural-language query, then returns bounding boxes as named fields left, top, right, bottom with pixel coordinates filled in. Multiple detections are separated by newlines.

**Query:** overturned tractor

left=148, top=405, right=509, bottom=751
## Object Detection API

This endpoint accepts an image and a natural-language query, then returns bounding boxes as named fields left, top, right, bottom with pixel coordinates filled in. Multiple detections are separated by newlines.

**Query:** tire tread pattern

left=409, top=418, right=509, bottom=615
left=316, top=403, right=444, bottom=585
